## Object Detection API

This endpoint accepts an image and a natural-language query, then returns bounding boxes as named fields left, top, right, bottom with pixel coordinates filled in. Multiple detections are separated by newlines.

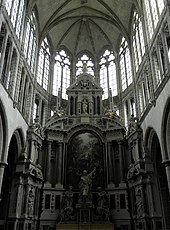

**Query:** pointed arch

left=162, top=97, right=170, bottom=160
left=0, top=99, right=8, bottom=162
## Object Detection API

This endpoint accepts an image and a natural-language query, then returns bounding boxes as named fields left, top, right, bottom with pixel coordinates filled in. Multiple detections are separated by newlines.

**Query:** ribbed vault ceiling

left=31, top=0, right=138, bottom=56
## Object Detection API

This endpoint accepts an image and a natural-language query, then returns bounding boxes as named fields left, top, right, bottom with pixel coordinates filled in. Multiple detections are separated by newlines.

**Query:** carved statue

left=54, top=107, right=65, bottom=117
left=63, top=186, right=73, bottom=208
left=32, top=116, right=43, bottom=137
left=104, top=108, right=122, bottom=122
left=97, top=187, right=109, bottom=219
left=128, top=114, right=139, bottom=134
left=60, top=186, right=74, bottom=221
left=79, top=167, right=96, bottom=204
left=82, top=62, right=88, bottom=73
left=82, top=99, right=88, bottom=114
left=135, top=186, right=143, bottom=218
left=28, top=186, right=35, bottom=216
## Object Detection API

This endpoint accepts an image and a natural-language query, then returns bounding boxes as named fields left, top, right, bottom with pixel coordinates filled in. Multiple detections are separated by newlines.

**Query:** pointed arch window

left=133, top=12, right=145, bottom=72
left=24, top=12, right=37, bottom=74
left=76, top=54, right=94, bottom=76
left=144, top=0, right=165, bottom=40
left=37, top=38, right=50, bottom=90
left=119, top=38, right=133, bottom=91
left=53, top=50, right=71, bottom=100
left=5, top=0, right=25, bottom=39
left=99, top=49, right=117, bottom=99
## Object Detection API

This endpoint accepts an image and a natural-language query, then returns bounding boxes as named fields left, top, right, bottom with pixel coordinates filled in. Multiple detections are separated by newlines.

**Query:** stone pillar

left=118, top=141, right=124, bottom=182
left=62, top=142, right=66, bottom=185
left=46, top=141, right=52, bottom=183
left=95, top=97, right=98, bottom=115
left=27, top=86, right=34, bottom=124
left=100, top=96, right=103, bottom=115
left=107, top=142, right=114, bottom=186
left=163, top=160, right=170, bottom=195
left=68, top=96, right=71, bottom=115
left=56, top=142, right=63, bottom=186
left=23, top=79, right=30, bottom=117
left=23, top=184, right=29, bottom=216
left=0, top=162, right=6, bottom=198
left=18, top=72, right=26, bottom=109
left=133, top=140, right=140, bottom=161
left=38, top=97, right=42, bottom=121
left=146, top=175, right=154, bottom=215
left=73, top=96, right=75, bottom=115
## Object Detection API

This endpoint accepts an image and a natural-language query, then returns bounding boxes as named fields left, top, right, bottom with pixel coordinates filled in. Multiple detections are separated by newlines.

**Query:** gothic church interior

left=0, top=0, right=170, bottom=229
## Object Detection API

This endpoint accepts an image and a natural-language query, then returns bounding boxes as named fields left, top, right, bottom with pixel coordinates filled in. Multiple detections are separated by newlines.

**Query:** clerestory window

left=132, top=12, right=145, bottom=72
left=99, top=49, right=117, bottom=99
left=119, top=38, right=133, bottom=91
left=5, top=0, right=25, bottom=39
left=76, top=54, right=94, bottom=76
left=53, top=49, right=71, bottom=100
left=24, top=11, right=37, bottom=74
left=37, top=38, right=50, bottom=90
left=144, top=0, right=165, bottom=40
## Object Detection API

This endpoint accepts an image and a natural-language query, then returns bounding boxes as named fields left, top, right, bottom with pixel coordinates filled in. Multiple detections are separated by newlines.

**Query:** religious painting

left=66, top=132, right=104, bottom=190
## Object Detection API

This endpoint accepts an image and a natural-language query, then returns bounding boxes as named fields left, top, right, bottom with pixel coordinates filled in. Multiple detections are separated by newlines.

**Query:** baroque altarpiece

left=6, top=71, right=164, bottom=230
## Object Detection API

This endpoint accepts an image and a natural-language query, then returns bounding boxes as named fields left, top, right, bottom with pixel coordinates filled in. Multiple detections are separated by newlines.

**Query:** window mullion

left=42, top=53, right=46, bottom=87
left=14, top=0, right=20, bottom=30
left=124, top=52, right=128, bottom=88
left=60, top=66, right=64, bottom=98
left=137, top=26, right=143, bottom=61
left=134, top=36, right=139, bottom=67
left=155, top=0, right=161, bottom=17
left=106, top=61, right=110, bottom=94
left=9, top=0, right=15, bottom=17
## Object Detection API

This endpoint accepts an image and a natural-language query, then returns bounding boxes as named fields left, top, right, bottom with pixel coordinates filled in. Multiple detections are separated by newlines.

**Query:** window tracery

left=5, top=0, right=25, bottom=39
left=37, top=38, right=50, bottom=90
left=76, top=54, right=94, bottom=76
left=99, top=49, right=117, bottom=99
left=132, top=12, right=145, bottom=72
left=119, top=38, right=133, bottom=91
left=53, top=49, right=71, bottom=99
left=144, top=0, right=165, bottom=40
left=24, top=12, right=37, bottom=74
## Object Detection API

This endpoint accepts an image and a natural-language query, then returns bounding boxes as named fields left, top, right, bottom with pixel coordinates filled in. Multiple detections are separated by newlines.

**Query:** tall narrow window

left=144, top=0, right=165, bottom=40
left=53, top=50, right=70, bottom=100
left=138, top=86, right=144, bottom=114
left=24, top=12, right=37, bottom=74
left=37, top=38, right=50, bottom=90
left=5, top=0, right=24, bottom=39
left=119, top=38, right=133, bottom=91
left=152, top=50, right=161, bottom=87
left=0, top=24, right=6, bottom=64
left=7, top=49, right=18, bottom=94
left=99, top=49, right=117, bottom=99
left=124, top=100, right=129, bottom=128
left=133, top=12, right=145, bottom=72
left=76, top=54, right=94, bottom=76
